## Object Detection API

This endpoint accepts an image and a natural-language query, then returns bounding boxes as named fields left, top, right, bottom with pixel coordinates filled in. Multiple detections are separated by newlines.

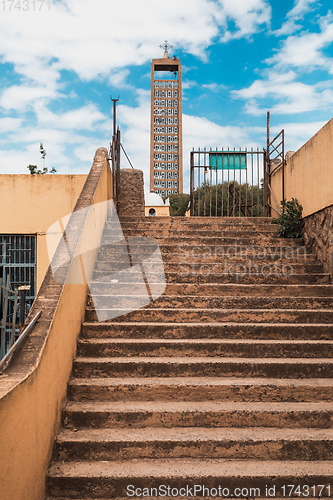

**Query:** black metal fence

left=0, top=234, right=36, bottom=358
left=190, top=148, right=266, bottom=217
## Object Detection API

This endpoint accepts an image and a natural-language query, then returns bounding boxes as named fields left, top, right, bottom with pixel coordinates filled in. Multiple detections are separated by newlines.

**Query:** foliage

left=274, top=198, right=303, bottom=238
left=27, top=143, right=56, bottom=174
left=163, top=193, right=190, bottom=216
left=192, top=180, right=264, bottom=217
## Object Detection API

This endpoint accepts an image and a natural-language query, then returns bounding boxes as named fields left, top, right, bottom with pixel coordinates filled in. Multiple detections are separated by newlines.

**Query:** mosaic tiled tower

left=150, top=42, right=183, bottom=195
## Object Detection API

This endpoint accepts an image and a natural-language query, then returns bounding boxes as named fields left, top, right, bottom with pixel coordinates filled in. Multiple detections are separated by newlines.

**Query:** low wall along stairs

left=46, top=216, right=333, bottom=499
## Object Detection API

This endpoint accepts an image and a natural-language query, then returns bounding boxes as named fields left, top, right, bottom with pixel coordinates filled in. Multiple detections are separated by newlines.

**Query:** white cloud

left=268, top=15, right=333, bottom=72
left=0, top=84, right=60, bottom=111
left=34, top=103, right=107, bottom=131
left=0, top=117, right=23, bottom=132
left=0, top=0, right=272, bottom=88
left=216, top=0, right=271, bottom=41
left=272, top=120, right=326, bottom=152
left=274, top=0, right=317, bottom=35
left=233, top=70, right=333, bottom=115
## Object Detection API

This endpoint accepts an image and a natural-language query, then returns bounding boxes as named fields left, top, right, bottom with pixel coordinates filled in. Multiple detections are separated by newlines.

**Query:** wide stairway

left=47, top=216, right=333, bottom=499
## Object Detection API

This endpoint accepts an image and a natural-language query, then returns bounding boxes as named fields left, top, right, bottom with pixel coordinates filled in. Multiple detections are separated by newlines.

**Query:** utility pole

left=110, top=96, right=119, bottom=139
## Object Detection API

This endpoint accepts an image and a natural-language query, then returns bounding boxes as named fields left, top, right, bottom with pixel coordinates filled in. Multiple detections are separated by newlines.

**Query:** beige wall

left=0, top=149, right=112, bottom=500
left=0, top=174, right=86, bottom=289
left=145, top=205, right=170, bottom=216
left=270, top=118, right=333, bottom=218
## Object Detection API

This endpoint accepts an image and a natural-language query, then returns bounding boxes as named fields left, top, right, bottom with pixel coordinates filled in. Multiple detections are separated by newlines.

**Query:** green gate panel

left=209, top=152, right=247, bottom=170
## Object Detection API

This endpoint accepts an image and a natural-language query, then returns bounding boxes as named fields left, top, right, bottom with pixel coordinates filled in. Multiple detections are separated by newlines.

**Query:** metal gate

left=265, top=112, right=285, bottom=217
left=0, top=235, right=36, bottom=327
left=190, top=147, right=266, bottom=217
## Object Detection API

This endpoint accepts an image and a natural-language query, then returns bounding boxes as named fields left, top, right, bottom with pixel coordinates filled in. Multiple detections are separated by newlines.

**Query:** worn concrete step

left=73, top=356, right=333, bottom=379
left=45, top=498, right=320, bottom=500
left=97, top=252, right=318, bottom=264
left=68, top=376, right=333, bottom=403
left=85, top=306, right=333, bottom=324
left=87, top=294, right=333, bottom=310
left=52, top=427, right=333, bottom=462
left=62, top=401, right=333, bottom=429
left=46, top=498, right=319, bottom=500
left=119, top=236, right=300, bottom=247
left=99, top=240, right=307, bottom=256
left=88, top=282, right=333, bottom=297
left=47, top=458, right=333, bottom=498
left=76, top=339, right=333, bottom=359
left=105, top=218, right=278, bottom=229
left=117, top=215, right=276, bottom=225
left=121, top=228, right=279, bottom=238
left=81, top=321, right=333, bottom=340
left=95, top=260, right=323, bottom=275
left=92, top=271, right=330, bottom=285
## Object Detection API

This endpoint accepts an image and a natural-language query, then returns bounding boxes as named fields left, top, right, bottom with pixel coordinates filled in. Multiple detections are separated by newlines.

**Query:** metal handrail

left=0, top=311, right=42, bottom=373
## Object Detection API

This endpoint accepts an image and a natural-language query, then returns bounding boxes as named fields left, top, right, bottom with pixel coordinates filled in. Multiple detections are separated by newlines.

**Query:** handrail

left=0, top=311, right=42, bottom=373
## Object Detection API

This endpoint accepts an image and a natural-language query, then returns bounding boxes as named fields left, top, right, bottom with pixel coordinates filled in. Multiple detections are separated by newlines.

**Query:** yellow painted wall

left=270, top=118, right=333, bottom=218
left=0, top=149, right=112, bottom=500
left=145, top=205, right=170, bottom=216
left=0, top=174, right=87, bottom=289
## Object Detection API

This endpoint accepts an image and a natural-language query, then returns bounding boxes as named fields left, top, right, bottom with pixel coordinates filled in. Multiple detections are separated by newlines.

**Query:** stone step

left=46, top=498, right=320, bottom=500
left=62, top=401, right=333, bottom=429
left=47, top=458, right=333, bottom=499
left=97, top=253, right=318, bottom=266
left=91, top=271, right=330, bottom=285
left=84, top=306, right=333, bottom=324
left=102, top=236, right=301, bottom=246
left=117, top=215, right=276, bottom=224
left=76, top=339, right=333, bottom=359
left=52, top=427, right=333, bottom=462
left=45, top=498, right=321, bottom=500
left=68, top=376, right=333, bottom=403
left=95, top=260, right=323, bottom=274
left=99, top=240, right=307, bottom=255
left=72, top=356, right=333, bottom=379
left=81, top=321, right=333, bottom=340
left=87, top=282, right=333, bottom=297
left=87, top=293, right=333, bottom=310
left=121, top=227, right=279, bottom=237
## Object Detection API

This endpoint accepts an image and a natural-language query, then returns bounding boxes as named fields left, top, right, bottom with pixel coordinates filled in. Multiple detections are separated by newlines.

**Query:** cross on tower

left=159, top=40, right=173, bottom=55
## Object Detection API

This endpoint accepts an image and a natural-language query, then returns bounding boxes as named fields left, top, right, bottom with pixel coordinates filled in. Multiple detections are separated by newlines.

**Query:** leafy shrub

left=275, top=198, right=303, bottom=238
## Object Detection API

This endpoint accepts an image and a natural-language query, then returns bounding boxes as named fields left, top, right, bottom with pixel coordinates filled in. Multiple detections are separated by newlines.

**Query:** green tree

left=163, top=193, right=190, bottom=216
left=27, top=143, right=56, bottom=174
left=192, top=180, right=264, bottom=217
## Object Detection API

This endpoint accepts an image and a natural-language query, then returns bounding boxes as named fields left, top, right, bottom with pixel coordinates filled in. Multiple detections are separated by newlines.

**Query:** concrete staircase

left=47, top=216, right=333, bottom=499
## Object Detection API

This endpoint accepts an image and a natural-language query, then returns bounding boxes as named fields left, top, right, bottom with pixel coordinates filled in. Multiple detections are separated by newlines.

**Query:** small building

left=145, top=192, right=170, bottom=217
left=0, top=174, right=87, bottom=316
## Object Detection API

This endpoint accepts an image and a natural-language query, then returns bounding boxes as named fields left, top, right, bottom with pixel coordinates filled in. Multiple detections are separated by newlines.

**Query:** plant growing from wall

left=27, top=143, right=56, bottom=174
left=275, top=198, right=303, bottom=238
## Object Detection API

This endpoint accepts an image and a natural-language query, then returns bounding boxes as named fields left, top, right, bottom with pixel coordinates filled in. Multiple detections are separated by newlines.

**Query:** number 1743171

left=1, top=0, right=51, bottom=11
left=281, top=484, right=331, bottom=497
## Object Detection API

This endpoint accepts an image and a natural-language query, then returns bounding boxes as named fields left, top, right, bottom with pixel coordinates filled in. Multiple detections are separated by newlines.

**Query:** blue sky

left=0, top=0, right=333, bottom=193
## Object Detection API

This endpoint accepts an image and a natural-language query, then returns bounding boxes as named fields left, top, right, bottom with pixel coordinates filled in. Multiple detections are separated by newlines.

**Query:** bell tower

left=150, top=41, right=183, bottom=196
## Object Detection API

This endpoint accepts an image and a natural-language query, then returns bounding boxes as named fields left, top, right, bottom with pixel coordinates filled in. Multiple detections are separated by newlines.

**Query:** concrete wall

left=117, top=169, right=145, bottom=217
left=303, top=205, right=333, bottom=277
left=0, top=148, right=112, bottom=500
left=0, top=174, right=87, bottom=290
left=270, top=118, right=333, bottom=277
left=270, top=118, right=333, bottom=218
